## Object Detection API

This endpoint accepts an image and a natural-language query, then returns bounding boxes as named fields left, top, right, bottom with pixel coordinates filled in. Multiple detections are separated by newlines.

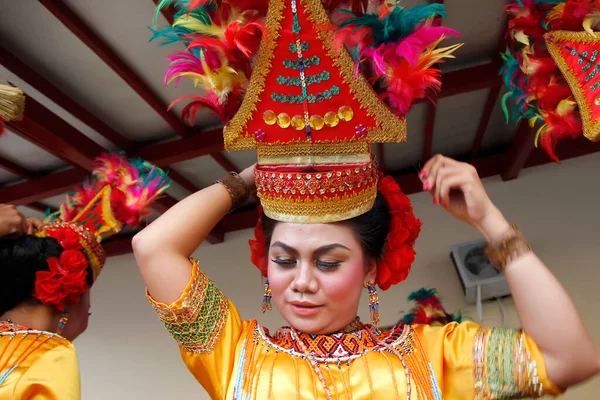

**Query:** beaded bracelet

left=215, top=172, right=249, bottom=210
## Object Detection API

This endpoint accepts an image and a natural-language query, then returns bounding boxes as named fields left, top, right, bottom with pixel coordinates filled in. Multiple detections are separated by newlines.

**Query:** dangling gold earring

left=57, top=310, right=69, bottom=335
left=366, top=282, right=380, bottom=325
left=262, top=278, right=272, bottom=313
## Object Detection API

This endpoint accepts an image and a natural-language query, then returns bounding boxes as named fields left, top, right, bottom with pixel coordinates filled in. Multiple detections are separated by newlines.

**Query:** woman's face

left=268, top=222, right=376, bottom=334
left=61, top=291, right=90, bottom=341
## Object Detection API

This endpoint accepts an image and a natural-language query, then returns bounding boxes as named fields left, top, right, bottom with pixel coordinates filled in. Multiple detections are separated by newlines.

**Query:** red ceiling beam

left=211, top=152, right=240, bottom=173
left=501, top=120, right=536, bottom=181
left=132, top=128, right=224, bottom=166
left=168, top=170, right=200, bottom=193
left=7, top=96, right=179, bottom=213
left=25, top=202, right=56, bottom=214
left=39, top=0, right=188, bottom=138
left=0, top=154, right=36, bottom=180
left=8, top=97, right=103, bottom=170
left=437, top=62, right=502, bottom=99
left=0, top=47, right=132, bottom=151
left=422, top=103, right=437, bottom=163
left=0, top=48, right=202, bottom=195
left=0, top=168, right=88, bottom=205
left=471, top=84, right=502, bottom=157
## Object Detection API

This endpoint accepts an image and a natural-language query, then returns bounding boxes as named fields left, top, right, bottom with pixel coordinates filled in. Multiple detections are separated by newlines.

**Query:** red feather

left=539, top=106, right=582, bottom=162
left=505, top=0, right=548, bottom=41
left=547, top=0, right=594, bottom=31
left=384, top=57, right=442, bottom=116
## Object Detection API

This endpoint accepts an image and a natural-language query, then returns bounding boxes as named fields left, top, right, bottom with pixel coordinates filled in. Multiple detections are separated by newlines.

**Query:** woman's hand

left=0, top=204, right=28, bottom=237
left=420, top=155, right=511, bottom=242
left=239, top=163, right=257, bottom=195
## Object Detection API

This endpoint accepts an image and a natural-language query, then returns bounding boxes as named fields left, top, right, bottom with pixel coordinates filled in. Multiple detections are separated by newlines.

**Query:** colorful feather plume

left=502, top=0, right=600, bottom=160
left=381, top=288, right=462, bottom=330
left=151, top=0, right=266, bottom=124
left=334, top=3, right=461, bottom=116
left=151, top=0, right=460, bottom=124
left=57, top=153, right=171, bottom=226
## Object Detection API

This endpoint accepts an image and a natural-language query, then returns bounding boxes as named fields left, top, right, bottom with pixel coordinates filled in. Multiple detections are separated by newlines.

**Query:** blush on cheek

left=322, top=260, right=366, bottom=302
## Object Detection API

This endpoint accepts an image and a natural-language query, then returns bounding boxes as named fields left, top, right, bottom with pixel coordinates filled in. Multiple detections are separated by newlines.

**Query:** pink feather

left=394, top=26, right=461, bottom=66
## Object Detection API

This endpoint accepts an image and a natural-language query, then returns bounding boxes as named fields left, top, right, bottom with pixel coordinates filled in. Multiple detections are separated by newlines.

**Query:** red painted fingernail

left=423, top=181, right=430, bottom=190
left=433, top=197, right=438, bottom=205
left=443, top=201, right=448, bottom=207
left=419, top=169, right=427, bottom=179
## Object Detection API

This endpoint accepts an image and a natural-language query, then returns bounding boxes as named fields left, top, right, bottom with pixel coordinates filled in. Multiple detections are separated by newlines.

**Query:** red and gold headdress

left=502, top=0, right=600, bottom=161
left=33, top=154, right=170, bottom=310
left=152, top=0, right=459, bottom=287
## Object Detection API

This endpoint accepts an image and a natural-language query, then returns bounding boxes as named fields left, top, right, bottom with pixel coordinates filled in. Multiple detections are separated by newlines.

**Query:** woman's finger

left=437, top=172, right=472, bottom=207
left=433, top=165, right=465, bottom=204
left=421, top=155, right=446, bottom=191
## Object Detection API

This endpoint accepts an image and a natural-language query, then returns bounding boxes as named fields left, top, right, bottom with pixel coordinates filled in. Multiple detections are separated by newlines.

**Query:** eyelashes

left=271, top=258, right=341, bottom=271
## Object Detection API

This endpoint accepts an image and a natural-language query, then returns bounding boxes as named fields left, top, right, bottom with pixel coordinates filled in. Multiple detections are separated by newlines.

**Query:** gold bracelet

left=484, top=224, right=532, bottom=272
left=215, top=172, right=249, bottom=210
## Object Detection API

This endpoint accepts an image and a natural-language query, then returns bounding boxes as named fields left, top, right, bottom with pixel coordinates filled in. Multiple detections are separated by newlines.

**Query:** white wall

left=77, top=153, right=600, bottom=399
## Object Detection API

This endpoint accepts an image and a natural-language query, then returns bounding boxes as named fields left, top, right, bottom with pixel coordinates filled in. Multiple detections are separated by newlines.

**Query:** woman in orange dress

left=139, top=0, right=600, bottom=398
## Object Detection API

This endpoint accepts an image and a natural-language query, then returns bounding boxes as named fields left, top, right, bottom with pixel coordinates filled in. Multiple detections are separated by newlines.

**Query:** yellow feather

left=174, top=16, right=225, bottom=38
left=556, top=99, right=576, bottom=116
left=514, top=30, right=530, bottom=47
left=547, top=3, right=565, bottom=23
left=418, top=40, right=463, bottom=69
left=583, top=14, right=600, bottom=36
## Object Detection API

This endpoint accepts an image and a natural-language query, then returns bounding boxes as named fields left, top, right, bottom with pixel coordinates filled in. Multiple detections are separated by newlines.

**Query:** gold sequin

left=337, top=106, right=354, bottom=122
left=309, top=114, right=325, bottom=130
left=291, top=115, right=306, bottom=130
left=324, top=111, right=340, bottom=127
left=277, top=113, right=291, bottom=128
left=263, top=110, right=277, bottom=125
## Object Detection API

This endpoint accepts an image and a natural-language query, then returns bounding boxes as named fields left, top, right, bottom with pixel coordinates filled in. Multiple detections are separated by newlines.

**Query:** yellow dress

left=149, top=260, right=562, bottom=399
left=0, top=322, right=80, bottom=400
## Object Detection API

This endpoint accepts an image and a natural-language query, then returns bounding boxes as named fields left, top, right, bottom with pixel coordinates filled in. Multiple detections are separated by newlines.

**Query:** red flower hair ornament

left=248, top=175, right=421, bottom=290
left=34, top=226, right=89, bottom=311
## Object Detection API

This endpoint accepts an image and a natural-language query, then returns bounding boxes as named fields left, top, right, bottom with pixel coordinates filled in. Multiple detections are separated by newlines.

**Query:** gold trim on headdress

left=546, top=31, right=600, bottom=142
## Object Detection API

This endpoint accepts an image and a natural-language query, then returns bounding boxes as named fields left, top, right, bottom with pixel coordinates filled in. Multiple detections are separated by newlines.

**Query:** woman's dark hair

left=261, top=192, right=391, bottom=259
left=0, top=235, right=63, bottom=315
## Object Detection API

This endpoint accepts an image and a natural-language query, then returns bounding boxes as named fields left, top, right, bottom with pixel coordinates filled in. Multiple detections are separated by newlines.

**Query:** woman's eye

left=272, top=258, right=297, bottom=267
left=315, top=260, right=341, bottom=270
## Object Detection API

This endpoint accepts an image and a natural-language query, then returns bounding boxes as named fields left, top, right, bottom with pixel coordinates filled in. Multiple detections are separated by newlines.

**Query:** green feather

left=407, top=288, right=438, bottom=302
left=339, top=4, right=447, bottom=46
left=153, top=0, right=179, bottom=27
left=502, top=91, right=513, bottom=124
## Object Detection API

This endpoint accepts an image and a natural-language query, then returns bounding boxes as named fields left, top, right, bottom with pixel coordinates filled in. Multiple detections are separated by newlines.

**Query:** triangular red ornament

left=546, top=31, right=600, bottom=142
left=223, top=0, right=406, bottom=156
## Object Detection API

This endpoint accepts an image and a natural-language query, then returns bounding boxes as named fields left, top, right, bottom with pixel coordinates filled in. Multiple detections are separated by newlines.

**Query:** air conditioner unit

left=450, top=239, right=511, bottom=305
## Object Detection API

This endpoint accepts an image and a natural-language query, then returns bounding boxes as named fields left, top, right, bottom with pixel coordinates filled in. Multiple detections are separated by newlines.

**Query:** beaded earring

left=366, top=282, right=380, bottom=325
left=57, top=311, right=69, bottom=335
left=261, top=279, right=272, bottom=313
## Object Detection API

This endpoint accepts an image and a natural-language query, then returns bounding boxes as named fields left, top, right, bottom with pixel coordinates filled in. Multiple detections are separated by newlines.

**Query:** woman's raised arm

left=132, top=166, right=255, bottom=304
